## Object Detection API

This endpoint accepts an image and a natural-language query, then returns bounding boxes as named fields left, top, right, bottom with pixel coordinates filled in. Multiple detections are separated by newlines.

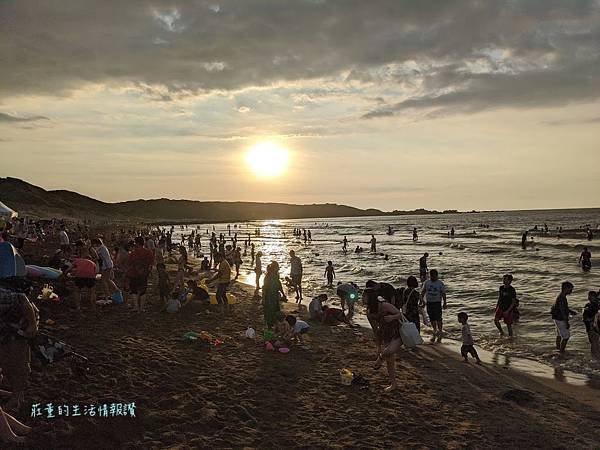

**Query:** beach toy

left=339, top=368, right=354, bottom=385
left=111, top=291, right=124, bottom=305
left=41, top=284, right=54, bottom=299
left=199, top=331, right=213, bottom=342
left=182, top=331, right=199, bottom=342
left=245, top=327, right=256, bottom=339
left=263, top=329, right=274, bottom=341
left=265, top=342, right=274, bottom=351
left=0, top=242, right=19, bottom=278
left=278, top=347, right=290, bottom=354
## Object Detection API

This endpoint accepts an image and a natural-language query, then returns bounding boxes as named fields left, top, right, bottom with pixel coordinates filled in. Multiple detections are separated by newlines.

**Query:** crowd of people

left=0, top=214, right=599, bottom=443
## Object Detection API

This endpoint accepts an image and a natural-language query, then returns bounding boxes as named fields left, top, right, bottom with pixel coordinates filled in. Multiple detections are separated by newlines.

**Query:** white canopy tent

left=0, top=201, right=18, bottom=219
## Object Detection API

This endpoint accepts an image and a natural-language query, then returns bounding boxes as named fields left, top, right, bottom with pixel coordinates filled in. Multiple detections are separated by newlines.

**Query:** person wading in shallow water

left=494, top=274, right=517, bottom=337
left=421, top=269, right=446, bottom=343
left=289, top=250, right=303, bottom=303
left=551, top=281, right=576, bottom=354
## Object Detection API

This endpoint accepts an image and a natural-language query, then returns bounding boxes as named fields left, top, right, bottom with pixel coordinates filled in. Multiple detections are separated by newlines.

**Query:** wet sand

left=4, top=241, right=600, bottom=449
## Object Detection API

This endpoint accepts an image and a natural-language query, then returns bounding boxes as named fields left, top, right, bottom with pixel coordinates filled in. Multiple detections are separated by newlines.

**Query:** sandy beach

left=1, top=235, right=598, bottom=450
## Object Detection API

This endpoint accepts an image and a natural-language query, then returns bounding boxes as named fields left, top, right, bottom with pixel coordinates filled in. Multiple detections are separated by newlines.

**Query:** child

left=275, top=312, right=292, bottom=341
left=157, top=263, right=171, bottom=306
left=165, top=292, right=181, bottom=314
left=458, top=312, right=481, bottom=364
left=324, top=261, right=335, bottom=287
left=321, top=305, right=350, bottom=325
left=309, top=294, right=327, bottom=321
left=285, top=315, right=310, bottom=344
left=200, top=257, right=210, bottom=271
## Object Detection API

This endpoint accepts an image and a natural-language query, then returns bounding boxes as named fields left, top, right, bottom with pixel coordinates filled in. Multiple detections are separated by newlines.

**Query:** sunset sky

left=1, top=0, right=599, bottom=211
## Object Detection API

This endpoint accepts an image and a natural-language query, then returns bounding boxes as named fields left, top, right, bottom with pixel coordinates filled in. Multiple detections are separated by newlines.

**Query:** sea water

left=171, top=208, right=600, bottom=378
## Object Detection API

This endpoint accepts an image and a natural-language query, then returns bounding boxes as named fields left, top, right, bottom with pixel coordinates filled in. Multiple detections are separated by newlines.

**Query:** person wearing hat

left=495, top=274, right=517, bottom=337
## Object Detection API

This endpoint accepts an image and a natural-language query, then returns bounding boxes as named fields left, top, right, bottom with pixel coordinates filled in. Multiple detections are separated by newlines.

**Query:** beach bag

left=111, top=291, right=124, bottom=305
left=399, top=317, right=423, bottom=348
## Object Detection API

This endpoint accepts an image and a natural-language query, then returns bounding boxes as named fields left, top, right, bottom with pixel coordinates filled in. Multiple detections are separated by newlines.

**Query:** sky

left=1, top=0, right=600, bottom=211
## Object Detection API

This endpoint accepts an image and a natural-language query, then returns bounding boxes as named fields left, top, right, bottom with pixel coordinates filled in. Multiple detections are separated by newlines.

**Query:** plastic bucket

left=111, top=291, right=124, bottom=305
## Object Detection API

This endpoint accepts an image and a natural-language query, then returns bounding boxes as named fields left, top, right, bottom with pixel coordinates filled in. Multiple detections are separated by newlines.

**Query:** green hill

left=0, top=177, right=454, bottom=223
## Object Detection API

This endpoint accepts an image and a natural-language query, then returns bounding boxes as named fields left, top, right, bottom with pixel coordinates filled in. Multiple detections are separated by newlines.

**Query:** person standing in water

left=289, top=250, right=303, bottom=303
left=582, top=291, right=600, bottom=356
left=342, top=236, right=348, bottom=253
left=419, top=253, right=429, bottom=282
left=254, top=251, right=263, bottom=290
left=412, top=228, right=418, bottom=242
left=324, top=261, right=335, bottom=287
left=551, top=281, right=576, bottom=354
left=521, top=230, right=529, bottom=249
left=450, top=227, right=455, bottom=238
left=421, top=269, right=447, bottom=343
left=370, top=235, right=377, bottom=253
left=579, top=247, right=592, bottom=271
left=494, top=274, right=517, bottom=337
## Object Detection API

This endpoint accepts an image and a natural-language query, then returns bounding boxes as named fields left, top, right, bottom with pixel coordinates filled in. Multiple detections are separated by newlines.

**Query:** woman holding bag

left=403, top=276, right=422, bottom=332
left=366, top=291, right=404, bottom=392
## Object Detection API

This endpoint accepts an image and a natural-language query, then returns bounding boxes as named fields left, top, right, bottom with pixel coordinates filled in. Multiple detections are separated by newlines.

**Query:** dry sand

left=4, top=238, right=600, bottom=449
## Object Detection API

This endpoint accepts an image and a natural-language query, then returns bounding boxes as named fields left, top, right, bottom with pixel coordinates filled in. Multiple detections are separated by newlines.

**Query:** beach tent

left=0, top=242, right=26, bottom=278
left=0, top=201, right=17, bottom=219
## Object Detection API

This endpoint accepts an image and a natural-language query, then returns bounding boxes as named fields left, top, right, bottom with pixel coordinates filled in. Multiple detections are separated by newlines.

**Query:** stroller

left=30, top=332, right=91, bottom=376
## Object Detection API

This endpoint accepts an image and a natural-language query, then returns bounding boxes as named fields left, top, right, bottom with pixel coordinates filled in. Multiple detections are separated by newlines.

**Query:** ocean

left=171, top=208, right=600, bottom=378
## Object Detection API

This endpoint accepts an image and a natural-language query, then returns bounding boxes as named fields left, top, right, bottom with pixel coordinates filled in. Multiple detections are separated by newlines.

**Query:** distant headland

left=0, top=177, right=473, bottom=223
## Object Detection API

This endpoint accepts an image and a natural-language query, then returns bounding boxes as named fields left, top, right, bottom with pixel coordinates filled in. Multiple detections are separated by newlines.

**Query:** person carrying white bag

left=402, top=276, right=423, bottom=334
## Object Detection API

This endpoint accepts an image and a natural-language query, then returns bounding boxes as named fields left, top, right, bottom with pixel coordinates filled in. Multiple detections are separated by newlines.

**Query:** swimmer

left=579, top=247, right=592, bottom=271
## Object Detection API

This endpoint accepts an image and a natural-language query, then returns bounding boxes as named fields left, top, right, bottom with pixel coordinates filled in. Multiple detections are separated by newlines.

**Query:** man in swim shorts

left=421, top=269, right=447, bottom=343
left=289, top=250, right=303, bottom=303
left=551, top=281, right=576, bottom=353
left=126, top=237, right=154, bottom=313
left=579, top=247, right=592, bottom=271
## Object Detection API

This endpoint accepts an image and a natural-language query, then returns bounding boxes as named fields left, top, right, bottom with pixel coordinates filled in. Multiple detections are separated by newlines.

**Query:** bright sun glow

left=245, top=141, right=290, bottom=178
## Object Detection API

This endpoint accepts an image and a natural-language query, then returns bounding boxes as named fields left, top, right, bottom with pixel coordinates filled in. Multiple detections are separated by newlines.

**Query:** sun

left=245, top=141, right=290, bottom=178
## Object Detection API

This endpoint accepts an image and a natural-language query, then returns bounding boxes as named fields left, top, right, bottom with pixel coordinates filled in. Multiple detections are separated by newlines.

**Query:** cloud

left=1, top=0, right=599, bottom=120
left=542, top=115, right=600, bottom=126
left=0, top=112, right=49, bottom=123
